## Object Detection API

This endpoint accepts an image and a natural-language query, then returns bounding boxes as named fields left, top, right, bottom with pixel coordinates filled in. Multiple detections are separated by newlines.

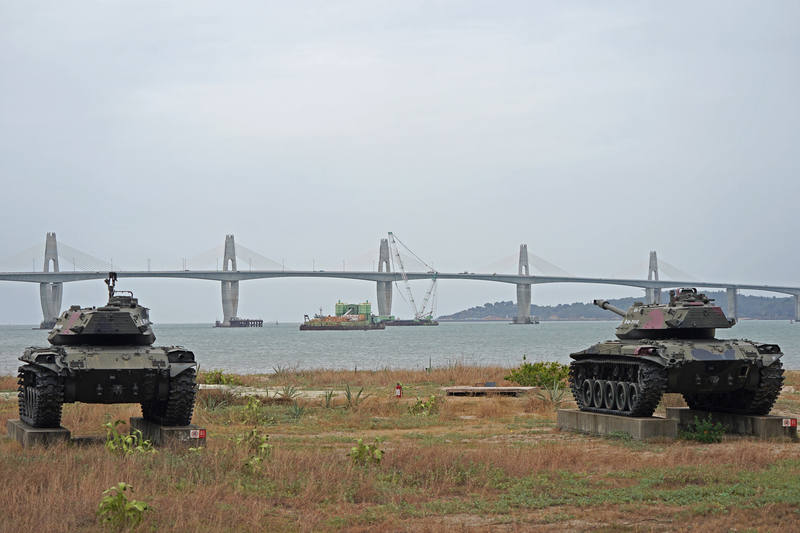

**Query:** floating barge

left=300, top=301, right=385, bottom=331
left=383, top=318, right=439, bottom=326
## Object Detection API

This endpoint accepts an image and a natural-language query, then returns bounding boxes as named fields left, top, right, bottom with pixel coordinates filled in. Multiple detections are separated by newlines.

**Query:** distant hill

left=437, top=290, right=795, bottom=321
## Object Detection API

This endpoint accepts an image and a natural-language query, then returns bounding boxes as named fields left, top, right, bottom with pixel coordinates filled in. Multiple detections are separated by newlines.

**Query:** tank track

left=683, top=361, right=784, bottom=416
left=18, top=365, right=65, bottom=428
left=141, top=369, right=197, bottom=426
left=569, top=359, right=667, bottom=417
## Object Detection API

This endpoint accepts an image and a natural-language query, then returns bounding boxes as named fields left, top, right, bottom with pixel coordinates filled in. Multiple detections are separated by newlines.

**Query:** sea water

left=1, top=320, right=797, bottom=375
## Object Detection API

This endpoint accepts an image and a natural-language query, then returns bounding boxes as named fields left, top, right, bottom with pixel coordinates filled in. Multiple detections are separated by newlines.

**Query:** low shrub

left=408, top=395, right=439, bottom=416
left=198, top=369, right=242, bottom=386
left=504, top=357, right=569, bottom=387
left=679, top=415, right=727, bottom=443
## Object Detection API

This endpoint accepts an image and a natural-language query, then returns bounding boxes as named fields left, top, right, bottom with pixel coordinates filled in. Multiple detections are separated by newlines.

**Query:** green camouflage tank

left=568, top=288, right=784, bottom=417
left=18, top=273, right=197, bottom=428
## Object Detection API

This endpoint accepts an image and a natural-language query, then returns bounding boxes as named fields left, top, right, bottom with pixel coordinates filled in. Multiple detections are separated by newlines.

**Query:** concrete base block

left=557, top=409, right=677, bottom=440
left=7, top=419, right=71, bottom=448
left=666, top=408, right=798, bottom=440
left=129, top=417, right=206, bottom=447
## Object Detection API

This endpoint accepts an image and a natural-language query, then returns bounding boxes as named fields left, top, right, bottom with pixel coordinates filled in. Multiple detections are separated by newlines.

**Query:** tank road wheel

left=141, top=369, right=197, bottom=426
left=627, top=383, right=640, bottom=411
left=18, top=366, right=64, bottom=428
left=604, top=381, right=617, bottom=409
left=582, top=380, right=594, bottom=407
left=593, top=380, right=605, bottom=408
left=615, top=382, right=629, bottom=412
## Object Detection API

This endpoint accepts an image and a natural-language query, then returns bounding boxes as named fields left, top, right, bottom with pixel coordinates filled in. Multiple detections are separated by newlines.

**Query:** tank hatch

left=598, top=288, right=734, bottom=340
left=47, top=273, right=156, bottom=346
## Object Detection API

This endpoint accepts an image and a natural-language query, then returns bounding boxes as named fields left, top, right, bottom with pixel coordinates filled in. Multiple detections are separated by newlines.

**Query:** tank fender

left=170, top=363, right=197, bottom=377
left=20, top=348, right=66, bottom=374
left=757, top=353, right=783, bottom=367
left=639, top=355, right=670, bottom=367
left=28, top=361, right=63, bottom=374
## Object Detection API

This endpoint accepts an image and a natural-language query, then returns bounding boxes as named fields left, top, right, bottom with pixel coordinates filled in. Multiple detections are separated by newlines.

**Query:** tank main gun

left=593, top=299, right=627, bottom=317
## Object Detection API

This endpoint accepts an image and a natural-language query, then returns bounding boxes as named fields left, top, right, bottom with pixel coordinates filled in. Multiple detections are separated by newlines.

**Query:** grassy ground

left=0, top=366, right=798, bottom=532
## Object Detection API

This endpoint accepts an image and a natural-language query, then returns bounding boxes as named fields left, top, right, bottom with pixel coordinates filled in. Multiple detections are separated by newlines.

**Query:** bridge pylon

left=727, top=287, right=739, bottom=321
left=38, top=232, right=62, bottom=329
left=376, top=238, right=392, bottom=316
left=646, top=251, right=661, bottom=304
left=220, top=235, right=239, bottom=327
left=795, top=295, right=800, bottom=322
left=512, top=244, right=533, bottom=324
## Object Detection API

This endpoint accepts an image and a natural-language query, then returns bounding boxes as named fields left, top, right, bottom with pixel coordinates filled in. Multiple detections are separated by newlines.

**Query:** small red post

left=395, top=383, right=402, bottom=398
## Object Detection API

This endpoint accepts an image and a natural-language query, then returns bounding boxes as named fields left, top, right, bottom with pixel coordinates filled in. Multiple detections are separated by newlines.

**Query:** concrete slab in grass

left=557, top=409, right=677, bottom=440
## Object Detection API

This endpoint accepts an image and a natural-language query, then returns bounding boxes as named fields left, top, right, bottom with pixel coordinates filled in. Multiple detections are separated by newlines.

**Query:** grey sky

left=1, top=1, right=798, bottom=324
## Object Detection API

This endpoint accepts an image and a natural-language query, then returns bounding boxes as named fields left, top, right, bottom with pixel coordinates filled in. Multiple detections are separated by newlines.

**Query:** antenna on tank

left=105, top=272, right=118, bottom=298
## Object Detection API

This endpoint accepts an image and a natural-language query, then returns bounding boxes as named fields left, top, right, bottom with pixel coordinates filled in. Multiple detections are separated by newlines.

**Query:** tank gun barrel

left=593, top=299, right=627, bottom=317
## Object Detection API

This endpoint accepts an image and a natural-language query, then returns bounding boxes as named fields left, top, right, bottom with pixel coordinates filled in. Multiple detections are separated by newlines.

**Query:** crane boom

left=387, top=232, right=437, bottom=320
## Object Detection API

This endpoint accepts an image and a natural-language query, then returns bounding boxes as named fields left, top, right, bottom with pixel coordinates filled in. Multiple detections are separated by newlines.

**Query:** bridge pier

left=794, top=294, right=799, bottom=322
left=727, top=287, right=738, bottom=321
left=512, top=244, right=533, bottom=324
left=38, top=232, right=62, bottom=329
left=645, top=251, right=661, bottom=305
left=376, top=238, right=392, bottom=316
left=220, top=235, right=239, bottom=326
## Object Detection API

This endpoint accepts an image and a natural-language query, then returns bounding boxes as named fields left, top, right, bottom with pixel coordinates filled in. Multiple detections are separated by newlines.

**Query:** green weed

left=343, top=383, right=371, bottom=408
left=349, top=436, right=384, bottom=467
left=278, top=384, right=300, bottom=400
left=288, top=401, right=306, bottom=419
left=199, top=369, right=242, bottom=386
left=241, top=396, right=262, bottom=424
left=97, top=482, right=152, bottom=529
left=408, top=395, right=439, bottom=416
left=236, top=427, right=272, bottom=457
left=320, top=390, right=337, bottom=409
left=532, top=380, right=568, bottom=408
left=103, top=420, right=156, bottom=456
left=679, top=415, right=727, bottom=443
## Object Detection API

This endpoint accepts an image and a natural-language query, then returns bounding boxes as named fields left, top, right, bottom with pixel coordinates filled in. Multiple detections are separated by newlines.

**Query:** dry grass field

left=0, top=366, right=798, bottom=532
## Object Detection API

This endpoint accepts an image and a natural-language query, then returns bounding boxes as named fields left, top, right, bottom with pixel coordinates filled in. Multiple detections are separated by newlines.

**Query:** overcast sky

left=1, top=1, right=798, bottom=324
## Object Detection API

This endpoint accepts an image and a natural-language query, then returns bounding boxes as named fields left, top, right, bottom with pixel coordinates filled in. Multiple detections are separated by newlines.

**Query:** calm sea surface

left=1, top=320, right=798, bottom=375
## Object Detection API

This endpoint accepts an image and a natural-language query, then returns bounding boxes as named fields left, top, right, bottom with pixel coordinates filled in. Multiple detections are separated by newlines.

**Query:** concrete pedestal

left=129, top=417, right=206, bottom=447
left=666, top=408, right=798, bottom=440
left=7, top=419, right=71, bottom=448
left=557, top=409, right=677, bottom=440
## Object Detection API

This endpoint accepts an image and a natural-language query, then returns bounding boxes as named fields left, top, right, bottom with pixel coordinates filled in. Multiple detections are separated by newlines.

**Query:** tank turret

left=18, top=274, right=197, bottom=428
left=597, top=288, right=735, bottom=341
left=567, top=288, right=784, bottom=418
left=47, top=273, right=156, bottom=346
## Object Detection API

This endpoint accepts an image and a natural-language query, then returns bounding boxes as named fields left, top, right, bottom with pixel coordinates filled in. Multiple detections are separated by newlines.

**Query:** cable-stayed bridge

left=2, top=233, right=799, bottom=326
